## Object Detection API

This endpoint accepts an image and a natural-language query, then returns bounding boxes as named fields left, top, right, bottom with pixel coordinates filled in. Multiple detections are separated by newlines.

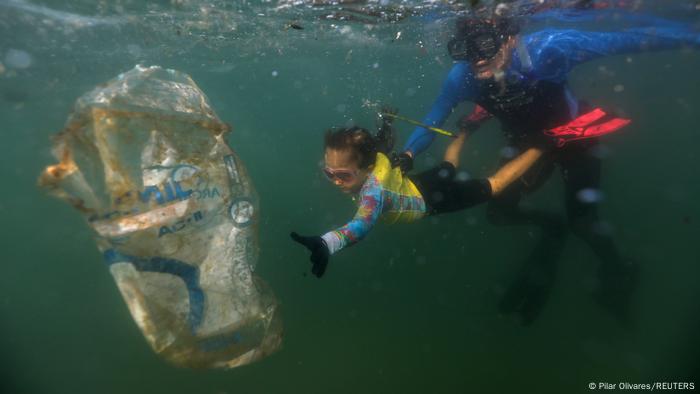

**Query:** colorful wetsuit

left=404, top=24, right=700, bottom=154
left=321, top=153, right=426, bottom=255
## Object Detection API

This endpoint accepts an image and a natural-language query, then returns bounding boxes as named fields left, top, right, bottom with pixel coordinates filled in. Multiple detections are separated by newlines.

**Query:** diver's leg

left=560, top=142, right=637, bottom=323
left=487, top=165, right=569, bottom=326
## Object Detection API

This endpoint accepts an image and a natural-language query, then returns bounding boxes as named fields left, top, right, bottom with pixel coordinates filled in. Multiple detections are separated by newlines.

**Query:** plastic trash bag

left=38, top=65, right=282, bottom=368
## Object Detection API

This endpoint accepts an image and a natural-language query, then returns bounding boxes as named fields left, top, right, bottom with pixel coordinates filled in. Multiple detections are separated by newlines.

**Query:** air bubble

left=576, top=188, right=604, bottom=204
left=4, top=49, right=32, bottom=69
left=456, top=171, right=471, bottom=182
left=126, top=44, right=142, bottom=58
left=500, top=146, right=518, bottom=159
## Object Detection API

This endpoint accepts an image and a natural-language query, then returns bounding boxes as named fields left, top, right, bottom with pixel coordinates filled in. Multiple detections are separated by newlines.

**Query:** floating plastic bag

left=39, top=65, right=282, bottom=368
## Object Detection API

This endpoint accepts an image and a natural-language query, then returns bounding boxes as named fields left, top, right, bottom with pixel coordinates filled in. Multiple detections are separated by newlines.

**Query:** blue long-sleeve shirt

left=404, top=25, right=700, bottom=155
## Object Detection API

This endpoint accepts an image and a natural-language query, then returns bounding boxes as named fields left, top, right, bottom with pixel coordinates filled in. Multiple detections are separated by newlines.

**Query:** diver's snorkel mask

left=447, top=18, right=520, bottom=63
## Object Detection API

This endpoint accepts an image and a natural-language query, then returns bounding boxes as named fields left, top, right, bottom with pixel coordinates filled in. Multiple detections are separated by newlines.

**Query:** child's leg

left=487, top=148, right=544, bottom=196
left=412, top=145, right=543, bottom=215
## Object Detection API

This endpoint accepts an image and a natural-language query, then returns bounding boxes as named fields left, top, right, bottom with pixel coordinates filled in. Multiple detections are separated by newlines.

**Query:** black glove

left=290, top=232, right=330, bottom=278
left=377, top=105, right=398, bottom=127
left=391, top=152, right=414, bottom=173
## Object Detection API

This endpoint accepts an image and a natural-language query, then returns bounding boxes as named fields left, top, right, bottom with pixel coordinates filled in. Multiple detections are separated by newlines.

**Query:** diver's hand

left=391, top=152, right=414, bottom=173
left=290, top=232, right=329, bottom=278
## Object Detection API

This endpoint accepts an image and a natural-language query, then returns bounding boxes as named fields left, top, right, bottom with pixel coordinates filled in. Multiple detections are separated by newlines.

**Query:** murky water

left=1, top=1, right=699, bottom=393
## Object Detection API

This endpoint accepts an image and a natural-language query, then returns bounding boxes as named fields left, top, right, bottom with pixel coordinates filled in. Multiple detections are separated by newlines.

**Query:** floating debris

left=38, top=65, right=282, bottom=369
left=285, top=22, right=304, bottom=30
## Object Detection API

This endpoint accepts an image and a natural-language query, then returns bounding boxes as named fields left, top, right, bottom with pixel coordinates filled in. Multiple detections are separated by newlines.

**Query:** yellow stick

left=381, top=112, right=456, bottom=138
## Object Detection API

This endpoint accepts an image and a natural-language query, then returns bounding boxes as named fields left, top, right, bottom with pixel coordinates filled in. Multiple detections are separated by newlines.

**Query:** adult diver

left=394, top=15, right=700, bottom=325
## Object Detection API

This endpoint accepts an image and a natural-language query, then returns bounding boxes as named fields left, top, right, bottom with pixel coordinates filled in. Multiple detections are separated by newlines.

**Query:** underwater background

left=1, top=1, right=699, bottom=393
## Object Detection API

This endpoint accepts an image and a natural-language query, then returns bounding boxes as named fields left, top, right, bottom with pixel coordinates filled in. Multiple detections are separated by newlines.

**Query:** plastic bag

left=38, top=65, right=282, bottom=368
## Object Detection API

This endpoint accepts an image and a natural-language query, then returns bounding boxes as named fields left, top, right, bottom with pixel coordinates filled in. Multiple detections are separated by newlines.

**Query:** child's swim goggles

left=323, top=167, right=358, bottom=183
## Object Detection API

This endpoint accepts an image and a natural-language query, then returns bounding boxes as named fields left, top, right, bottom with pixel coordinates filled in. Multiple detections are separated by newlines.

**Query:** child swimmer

left=291, top=126, right=543, bottom=278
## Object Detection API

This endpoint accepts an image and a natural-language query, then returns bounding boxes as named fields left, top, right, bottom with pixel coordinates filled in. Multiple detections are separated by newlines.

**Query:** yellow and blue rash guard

left=321, top=153, right=426, bottom=255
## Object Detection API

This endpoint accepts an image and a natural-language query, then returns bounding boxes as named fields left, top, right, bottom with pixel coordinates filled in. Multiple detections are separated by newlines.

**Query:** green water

left=1, top=1, right=699, bottom=393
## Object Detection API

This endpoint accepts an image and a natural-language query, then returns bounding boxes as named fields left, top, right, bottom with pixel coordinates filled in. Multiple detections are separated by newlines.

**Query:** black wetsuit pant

left=409, top=162, right=493, bottom=215
left=489, top=139, right=634, bottom=324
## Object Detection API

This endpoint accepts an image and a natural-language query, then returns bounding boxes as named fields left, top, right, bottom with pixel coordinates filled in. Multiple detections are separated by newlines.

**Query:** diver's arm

left=402, top=63, right=477, bottom=157
left=487, top=148, right=544, bottom=196
left=321, top=179, right=384, bottom=255
left=536, top=26, right=700, bottom=79
left=528, top=8, right=689, bottom=26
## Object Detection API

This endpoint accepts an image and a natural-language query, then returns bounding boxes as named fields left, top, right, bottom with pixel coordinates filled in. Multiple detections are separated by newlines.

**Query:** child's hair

left=324, top=126, right=378, bottom=169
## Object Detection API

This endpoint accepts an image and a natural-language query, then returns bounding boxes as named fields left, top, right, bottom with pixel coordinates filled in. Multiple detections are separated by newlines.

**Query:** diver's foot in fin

left=498, top=269, right=555, bottom=326
left=593, top=259, right=639, bottom=327
left=543, top=108, right=631, bottom=147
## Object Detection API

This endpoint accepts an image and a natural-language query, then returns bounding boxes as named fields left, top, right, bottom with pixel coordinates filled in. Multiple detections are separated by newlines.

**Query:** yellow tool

left=381, top=112, right=456, bottom=138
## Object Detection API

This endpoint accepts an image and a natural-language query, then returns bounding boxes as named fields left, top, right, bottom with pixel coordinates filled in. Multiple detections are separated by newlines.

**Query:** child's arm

left=291, top=177, right=384, bottom=278
left=321, top=178, right=384, bottom=255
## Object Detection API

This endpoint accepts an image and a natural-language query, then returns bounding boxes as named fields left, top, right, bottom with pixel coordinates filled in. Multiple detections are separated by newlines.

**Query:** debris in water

left=38, top=65, right=282, bottom=369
